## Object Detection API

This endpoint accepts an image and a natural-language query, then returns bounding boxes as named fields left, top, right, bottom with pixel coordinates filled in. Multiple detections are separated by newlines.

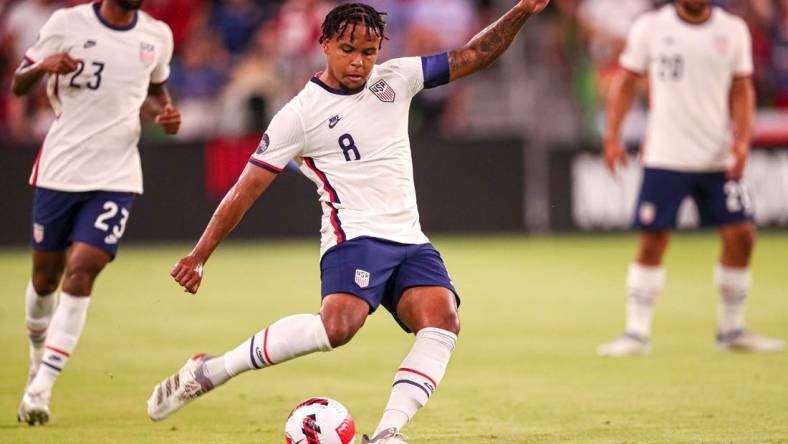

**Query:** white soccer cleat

left=597, top=333, right=651, bottom=357
left=361, top=428, right=409, bottom=444
left=717, top=330, right=786, bottom=353
left=17, top=390, right=51, bottom=426
left=147, top=353, right=215, bottom=421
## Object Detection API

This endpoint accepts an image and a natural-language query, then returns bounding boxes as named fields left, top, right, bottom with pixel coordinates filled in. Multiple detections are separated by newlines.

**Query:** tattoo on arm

left=449, top=6, right=531, bottom=81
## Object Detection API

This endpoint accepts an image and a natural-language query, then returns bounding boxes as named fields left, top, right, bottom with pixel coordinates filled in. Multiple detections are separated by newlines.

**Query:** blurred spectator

left=212, top=0, right=268, bottom=55
left=143, top=0, right=209, bottom=52
left=768, top=0, right=788, bottom=108
left=217, top=24, right=288, bottom=136
left=5, top=0, right=788, bottom=145
left=577, top=0, right=650, bottom=97
left=275, top=0, right=332, bottom=94
left=3, top=0, right=60, bottom=62
left=168, top=27, right=230, bottom=139
left=405, top=0, right=479, bottom=132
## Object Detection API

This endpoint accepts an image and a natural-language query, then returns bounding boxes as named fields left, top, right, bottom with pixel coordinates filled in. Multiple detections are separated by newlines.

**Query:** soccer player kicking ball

left=13, top=0, right=180, bottom=425
left=597, top=0, right=785, bottom=357
left=148, top=1, right=549, bottom=442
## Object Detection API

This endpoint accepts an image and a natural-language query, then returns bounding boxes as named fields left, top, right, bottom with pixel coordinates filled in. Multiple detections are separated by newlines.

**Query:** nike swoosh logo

left=328, top=116, right=341, bottom=129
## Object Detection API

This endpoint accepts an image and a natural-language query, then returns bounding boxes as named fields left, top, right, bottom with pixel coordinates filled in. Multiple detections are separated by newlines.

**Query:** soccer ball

left=285, top=397, right=356, bottom=444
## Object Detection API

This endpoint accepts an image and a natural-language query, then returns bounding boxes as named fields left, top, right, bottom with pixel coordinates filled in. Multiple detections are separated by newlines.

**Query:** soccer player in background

left=597, top=0, right=785, bottom=356
left=148, top=1, right=549, bottom=442
left=13, top=0, right=181, bottom=425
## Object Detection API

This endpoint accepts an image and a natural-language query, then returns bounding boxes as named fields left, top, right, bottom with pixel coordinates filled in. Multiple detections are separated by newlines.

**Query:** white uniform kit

left=620, top=4, right=753, bottom=172
left=620, top=5, right=755, bottom=230
left=26, top=3, right=173, bottom=256
left=250, top=57, right=438, bottom=255
left=249, top=54, right=458, bottom=329
left=26, top=2, right=173, bottom=193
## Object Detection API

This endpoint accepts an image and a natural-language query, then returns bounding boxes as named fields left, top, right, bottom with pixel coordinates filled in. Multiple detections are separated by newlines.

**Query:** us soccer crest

left=140, top=42, right=155, bottom=66
left=639, top=202, right=656, bottom=226
left=355, top=269, right=371, bottom=288
left=369, top=79, right=395, bottom=103
left=33, top=223, right=44, bottom=243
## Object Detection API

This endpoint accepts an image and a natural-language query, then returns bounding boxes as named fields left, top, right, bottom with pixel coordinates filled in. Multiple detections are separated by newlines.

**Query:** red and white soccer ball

left=285, top=397, right=356, bottom=444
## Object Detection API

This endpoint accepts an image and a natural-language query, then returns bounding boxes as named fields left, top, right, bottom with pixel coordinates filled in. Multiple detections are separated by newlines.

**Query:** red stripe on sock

left=27, top=326, right=48, bottom=334
left=263, top=328, right=274, bottom=366
left=46, top=345, right=71, bottom=357
left=398, top=367, right=437, bottom=388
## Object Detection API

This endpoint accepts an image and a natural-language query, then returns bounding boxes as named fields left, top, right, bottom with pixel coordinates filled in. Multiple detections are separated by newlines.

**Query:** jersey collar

left=93, top=2, right=138, bottom=32
left=310, top=75, right=366, bottom=96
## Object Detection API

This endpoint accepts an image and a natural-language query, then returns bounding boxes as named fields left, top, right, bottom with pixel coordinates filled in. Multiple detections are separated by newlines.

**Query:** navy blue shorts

left=32, top=187, right=134, bottom=258
left=634, top=168, right=754, bottom=230
left=320, top=236, right=460, bottom=333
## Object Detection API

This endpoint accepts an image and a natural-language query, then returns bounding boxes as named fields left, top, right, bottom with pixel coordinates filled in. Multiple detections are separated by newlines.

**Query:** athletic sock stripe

left=262, top=328, right=274, bottom=366
left=249, top=335, right=261, bottom=369
left=27, top=326, right=48, bottom=334
left=392, top=379, right=431, bottom=399
left=45, top=345, right=71, bottom=357
left=42, top=361, right=62, bottom=372
left=398, top=367, right=437, bottom=388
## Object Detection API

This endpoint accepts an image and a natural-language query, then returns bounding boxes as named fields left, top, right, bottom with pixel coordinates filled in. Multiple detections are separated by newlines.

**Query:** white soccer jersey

left=25, top=3, right=173, bottom=194
left=249, top=55, right=451, bottom=256
left=620, top=5, right=753, bottom=172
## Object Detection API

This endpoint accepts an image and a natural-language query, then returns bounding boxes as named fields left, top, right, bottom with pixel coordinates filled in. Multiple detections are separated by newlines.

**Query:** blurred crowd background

left=1, top=0, right=788, bottom=145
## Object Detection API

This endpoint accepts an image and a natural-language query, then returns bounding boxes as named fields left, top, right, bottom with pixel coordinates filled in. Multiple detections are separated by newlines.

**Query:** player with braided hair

left=148, top=1, right=550, bottom=442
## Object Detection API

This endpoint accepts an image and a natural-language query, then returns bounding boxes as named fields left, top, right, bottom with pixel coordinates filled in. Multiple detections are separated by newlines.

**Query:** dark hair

left=319, top=3, right=387, bottom=48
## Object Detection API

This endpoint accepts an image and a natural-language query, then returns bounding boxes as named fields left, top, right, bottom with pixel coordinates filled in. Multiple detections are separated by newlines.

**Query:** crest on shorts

left=140, top=42, right=155, bottom=66
left=369, top=79, right=395, bottom=103
left=355, top=269, right=371, bottom=288
left=33, top=223, right=44, bottom=243
left=639, top=202, right=656, bottom=226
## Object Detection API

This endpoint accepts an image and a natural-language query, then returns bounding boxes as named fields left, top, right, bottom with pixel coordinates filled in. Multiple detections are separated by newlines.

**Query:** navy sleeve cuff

left=421, top=53, right=450, bottom=89
left=248, top=158, right=283, bottom=174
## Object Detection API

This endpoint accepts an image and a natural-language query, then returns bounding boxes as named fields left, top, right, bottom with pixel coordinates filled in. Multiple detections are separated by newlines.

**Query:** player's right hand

left=603, top=138, right=628, bottom=174
left=171, top=254, right=204, bottom=294
left=38, top=53, right=81, bottom=75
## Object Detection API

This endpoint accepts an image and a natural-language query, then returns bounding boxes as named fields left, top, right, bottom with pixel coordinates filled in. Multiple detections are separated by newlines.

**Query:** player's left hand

left=517, top=0, right=551, bottom=15
left=155, top=104, right=181, bottom=135
left=727, top=141, right=749, bottom=179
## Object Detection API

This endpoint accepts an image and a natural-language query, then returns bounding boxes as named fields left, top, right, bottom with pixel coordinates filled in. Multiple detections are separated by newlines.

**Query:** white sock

left=203, top=314, right=332, bottom=387
left=625, top=263, right=665, bottom=339
left=25, top=280, right=57, bottom=347
left=715, top=264, right=750, bottom=335
left=27, top=293, right=90, bottom=395
left=374, top=327, right=458, bottom=436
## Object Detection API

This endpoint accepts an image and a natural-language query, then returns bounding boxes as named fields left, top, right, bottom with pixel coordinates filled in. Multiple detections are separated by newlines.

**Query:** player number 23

left=69, top=61, right=105, bottom=90
left=724, top=181, right=754, bottom=215
left=94, top=201, right=130, bottom=239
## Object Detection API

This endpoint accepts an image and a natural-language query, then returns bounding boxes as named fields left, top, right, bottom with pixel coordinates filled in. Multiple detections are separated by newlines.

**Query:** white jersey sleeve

left=732, top=20, right=753, bottom=76
left=619, top=15, right=651, bottom=73
left=249, top=103, right=305, bottom=173
left=381, top=53, right=451, bottom=98
left=24, top=9, right=67, bottom=63
left=150, top=24, right=173, bottom=84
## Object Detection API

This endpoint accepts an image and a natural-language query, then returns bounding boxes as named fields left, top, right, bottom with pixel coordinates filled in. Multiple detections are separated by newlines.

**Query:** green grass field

left=1, top=233, right=787, bottom=443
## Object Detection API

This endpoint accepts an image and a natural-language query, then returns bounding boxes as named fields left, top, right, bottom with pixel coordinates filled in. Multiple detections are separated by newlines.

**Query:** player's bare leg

left=19, top=243, right=109, bottom=426
left=716, top=221, right=784, bottom=352
left=147, top=294, right=365, bottom=421
left=18, top=251, right=65, bottom=424
left=363, top=287, right=460, bottom=443
left=598, top=230, right=670, bottom=357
